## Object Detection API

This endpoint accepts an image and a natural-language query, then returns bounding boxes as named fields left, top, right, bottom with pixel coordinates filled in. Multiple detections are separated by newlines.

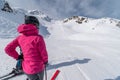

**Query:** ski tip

left=51, top=69, right=60, bottom=80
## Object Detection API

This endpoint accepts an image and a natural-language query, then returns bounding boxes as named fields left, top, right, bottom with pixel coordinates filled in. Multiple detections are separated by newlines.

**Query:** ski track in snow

left=1, top=33, right=120, bottom=80
left=68, top=54, right=91, bottom=80
left=46, top=38, right=120, bottom=80
left=1, top=28, right=120, bottom=80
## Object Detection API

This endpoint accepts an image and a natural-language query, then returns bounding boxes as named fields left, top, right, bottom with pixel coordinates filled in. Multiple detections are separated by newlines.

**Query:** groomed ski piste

left=1, top=10, right=120, bottom=80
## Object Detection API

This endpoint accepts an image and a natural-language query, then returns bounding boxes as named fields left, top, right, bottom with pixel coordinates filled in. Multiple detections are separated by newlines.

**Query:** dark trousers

left=26, top=70, right=44, bottom=80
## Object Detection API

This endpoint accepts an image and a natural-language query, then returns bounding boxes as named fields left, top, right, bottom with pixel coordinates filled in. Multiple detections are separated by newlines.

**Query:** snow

left=0, top=0, right=5, bottom=9
left=47, top=18, right=120, bottom=80
left=1, top=7, right=120, bottom=80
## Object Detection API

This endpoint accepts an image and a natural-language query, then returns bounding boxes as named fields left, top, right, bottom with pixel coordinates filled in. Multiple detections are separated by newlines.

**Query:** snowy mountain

left=47, top=16, right=120, bottom=40
left=1, top=1, right=120, bottom=80
left=28, top=10, right=52, bottom=22
left=44, top=16, right=120, bottom=80
left=0, top=3, right=52, bottom=38
left=0, top=0, right=5, bottom=9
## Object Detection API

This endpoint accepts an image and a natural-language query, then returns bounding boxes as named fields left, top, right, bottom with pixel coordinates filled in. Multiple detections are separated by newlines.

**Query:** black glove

left=44, top=61, right=49, bottom=67
left=44, top=61, right=48, bottom=65
left=17, top=54, right=23, bottom=60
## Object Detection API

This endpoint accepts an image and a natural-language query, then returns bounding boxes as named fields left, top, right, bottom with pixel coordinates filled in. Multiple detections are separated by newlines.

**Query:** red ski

left=51, top=70, right=60, bottom=80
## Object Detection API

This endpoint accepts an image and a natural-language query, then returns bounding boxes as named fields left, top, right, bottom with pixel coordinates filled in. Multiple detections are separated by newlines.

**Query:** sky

left=6, top=0, right=120, bottom=19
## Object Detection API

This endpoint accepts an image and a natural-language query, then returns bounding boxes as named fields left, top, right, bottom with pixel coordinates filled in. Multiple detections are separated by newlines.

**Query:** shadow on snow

left=105, top=76, right=120, bottom=80
left=47, top=58, right=91, bottom=70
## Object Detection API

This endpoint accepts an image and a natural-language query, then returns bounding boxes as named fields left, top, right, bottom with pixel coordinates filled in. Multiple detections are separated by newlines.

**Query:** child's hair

left=25, top=15, right=40, bottom=29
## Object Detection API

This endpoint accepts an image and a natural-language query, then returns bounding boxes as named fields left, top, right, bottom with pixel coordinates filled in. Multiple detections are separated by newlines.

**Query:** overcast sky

left=6, top=0, right=120, bottom=19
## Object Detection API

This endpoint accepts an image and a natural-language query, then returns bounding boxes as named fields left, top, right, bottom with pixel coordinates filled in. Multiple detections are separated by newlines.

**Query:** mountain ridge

left=0, top=2, right=120, bottom=39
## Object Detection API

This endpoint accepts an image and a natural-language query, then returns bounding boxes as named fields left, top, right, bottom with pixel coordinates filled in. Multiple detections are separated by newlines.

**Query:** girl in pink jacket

left=5, top=16, right=48, bottom=80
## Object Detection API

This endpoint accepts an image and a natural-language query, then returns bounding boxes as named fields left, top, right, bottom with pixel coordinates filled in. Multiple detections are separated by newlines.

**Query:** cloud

left=6, top=0, right=120, bottom=19
left=6, top=0, right=40, bottom=10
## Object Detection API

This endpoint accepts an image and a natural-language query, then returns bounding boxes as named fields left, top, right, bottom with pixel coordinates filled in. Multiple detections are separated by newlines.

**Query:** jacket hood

left=17, top=24, right=39, bottom=35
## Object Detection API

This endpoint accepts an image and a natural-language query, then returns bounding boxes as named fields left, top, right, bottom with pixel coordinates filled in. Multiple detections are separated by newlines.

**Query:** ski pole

left=45, top=64, right=47, bottom=80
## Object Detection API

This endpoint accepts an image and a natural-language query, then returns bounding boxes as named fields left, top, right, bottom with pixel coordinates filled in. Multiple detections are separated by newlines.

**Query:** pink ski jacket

left=5, top=24, right=48, bottom=74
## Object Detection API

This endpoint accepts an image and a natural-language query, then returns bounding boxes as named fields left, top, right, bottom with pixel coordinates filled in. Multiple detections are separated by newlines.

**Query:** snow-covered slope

left=48, top=16, right=120, bottom=40
left=1, top=6, right=120, bottom=80
left=46, top=17, right=120, bottom=80
left=0, top=7, right=52, bottom=38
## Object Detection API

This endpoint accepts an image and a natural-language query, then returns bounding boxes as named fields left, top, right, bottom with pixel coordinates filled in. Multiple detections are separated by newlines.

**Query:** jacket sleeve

left=4, top=38, right=19, bottom=60
left=38, top=36, right=48, bottom=63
